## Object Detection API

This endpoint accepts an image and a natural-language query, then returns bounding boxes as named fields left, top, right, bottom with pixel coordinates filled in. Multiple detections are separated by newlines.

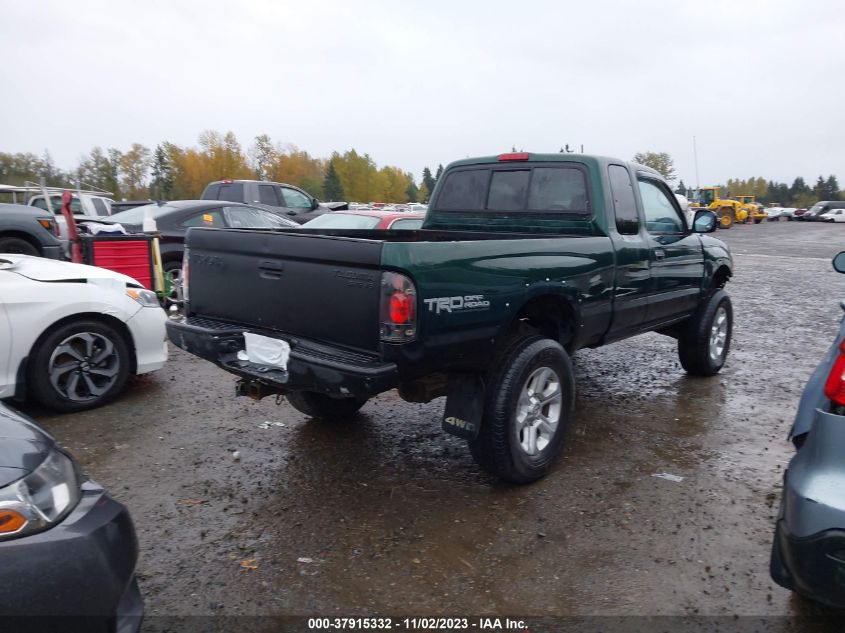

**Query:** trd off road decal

left=424, top=294, right=491, bottom=315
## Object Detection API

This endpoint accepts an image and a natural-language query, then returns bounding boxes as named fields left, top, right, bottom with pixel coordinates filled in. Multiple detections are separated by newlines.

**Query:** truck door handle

left=258, top=260, right=285, bottom=279
left=654, top=249, right=666, bottom=261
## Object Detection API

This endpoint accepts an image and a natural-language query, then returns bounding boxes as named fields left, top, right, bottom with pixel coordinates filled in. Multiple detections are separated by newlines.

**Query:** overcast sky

left=1, top=0, right=842, bottom=187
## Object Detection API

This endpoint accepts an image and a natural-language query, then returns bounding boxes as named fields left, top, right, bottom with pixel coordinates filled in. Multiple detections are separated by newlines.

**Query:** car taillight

left=824, top=341, right=845, bottom=406
left=380, top=271, right=416, bottom=343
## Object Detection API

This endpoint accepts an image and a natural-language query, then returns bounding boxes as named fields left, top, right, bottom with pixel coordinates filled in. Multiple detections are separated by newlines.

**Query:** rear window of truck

left=217, top=183, right=244, bottom=202
left=434, top=166, right=589, bottom=214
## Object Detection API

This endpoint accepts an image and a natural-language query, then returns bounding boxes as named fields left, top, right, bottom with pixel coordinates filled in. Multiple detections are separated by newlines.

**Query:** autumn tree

left=417, top=182, right=429, bottom=203
left=250, top=134, right=276, bottom=181
left=118, top=143, right=152, bottom=199
left=632, top=151, right=676, bottom=182
left=0, top=151, right=69, bottom=188
left=323, top=161, right=345, bottom=201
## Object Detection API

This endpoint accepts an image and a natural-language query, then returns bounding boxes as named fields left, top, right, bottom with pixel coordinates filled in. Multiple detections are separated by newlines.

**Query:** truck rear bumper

left=166, top=317, right=399, bottom=397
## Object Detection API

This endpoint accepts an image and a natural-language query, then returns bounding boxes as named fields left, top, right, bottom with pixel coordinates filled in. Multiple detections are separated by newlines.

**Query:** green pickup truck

left=167, top=152, right=733, bottom=483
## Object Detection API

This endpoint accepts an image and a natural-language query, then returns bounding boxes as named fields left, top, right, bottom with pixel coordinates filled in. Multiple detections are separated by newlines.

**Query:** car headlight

left=0, top=449, right=81, bottom=541
left=126, top=287, right=161, bottom=307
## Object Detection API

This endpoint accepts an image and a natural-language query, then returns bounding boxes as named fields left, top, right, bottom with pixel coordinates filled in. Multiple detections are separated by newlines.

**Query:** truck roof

left=445, top=153, right=663, bottom=179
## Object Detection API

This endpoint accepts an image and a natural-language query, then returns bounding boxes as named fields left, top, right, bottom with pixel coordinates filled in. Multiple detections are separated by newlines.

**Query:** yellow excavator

left=691, top=187, right=749, bottom=229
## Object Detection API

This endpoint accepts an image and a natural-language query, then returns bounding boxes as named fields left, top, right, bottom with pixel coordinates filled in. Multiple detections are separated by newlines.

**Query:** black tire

left=286, top=391, right=367, bottom=420
left=754, top=218, right=762, bottom=224
left=0, top=236, right=39, bottom=256
left=28, top=319, right=131, bottom=412
left=677, top=290, right=732, bottom=376
left=468, top=335, right=575, bottom=484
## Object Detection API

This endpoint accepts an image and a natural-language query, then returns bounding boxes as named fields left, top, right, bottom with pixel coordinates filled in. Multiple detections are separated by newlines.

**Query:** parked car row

left=752, top=202, right=845, bottom=223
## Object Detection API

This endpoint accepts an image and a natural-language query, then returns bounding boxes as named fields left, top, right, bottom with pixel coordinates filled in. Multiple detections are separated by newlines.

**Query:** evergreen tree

left=149, top=144, right=174, bottom=200
left=674, top=179, right=687, bottom=195
left=434, top=164, right=444, bottom=188
left=422, top=167, right=435, bottom=195
left=405, top=179, right=419, bottom=203
left=826, top=175, right=841, bottom=201
left=322, top=161, right=345, bottom=201
left=814, top=176, right=827, bottom=200
left=790, top=177, right=809, bottom=198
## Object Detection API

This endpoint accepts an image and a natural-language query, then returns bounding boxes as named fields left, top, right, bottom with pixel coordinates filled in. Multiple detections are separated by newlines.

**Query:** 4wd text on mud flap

left=444, top=416, right=477, bottom=433
left=424, top=295, right=490, bottom=314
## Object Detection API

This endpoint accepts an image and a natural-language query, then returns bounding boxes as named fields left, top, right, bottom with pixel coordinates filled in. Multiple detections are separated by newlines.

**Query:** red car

left=300, top=210, right=425, bottom=230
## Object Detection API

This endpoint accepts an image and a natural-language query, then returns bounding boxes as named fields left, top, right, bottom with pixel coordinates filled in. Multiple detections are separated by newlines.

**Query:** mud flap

left=442, top=374, right=484, bottom=440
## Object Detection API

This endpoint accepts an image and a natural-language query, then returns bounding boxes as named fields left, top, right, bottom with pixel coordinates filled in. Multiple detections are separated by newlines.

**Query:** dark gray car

left=0, top=402, right=142, bottom=631
left=770, top=250, right=845, bottom=608
left=0, top=203, right=63, bottom=259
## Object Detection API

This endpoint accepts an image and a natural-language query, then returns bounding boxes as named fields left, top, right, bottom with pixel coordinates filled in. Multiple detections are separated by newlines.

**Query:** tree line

left=5, top=141, right=840, bottom=207
left=634, top=151, right=842, bottom=206
left=0, top=131, right=447, bottom=203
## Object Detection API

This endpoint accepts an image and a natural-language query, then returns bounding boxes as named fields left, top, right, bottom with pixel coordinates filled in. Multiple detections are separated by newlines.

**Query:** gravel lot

left=18, top=220, right=845, bottom=626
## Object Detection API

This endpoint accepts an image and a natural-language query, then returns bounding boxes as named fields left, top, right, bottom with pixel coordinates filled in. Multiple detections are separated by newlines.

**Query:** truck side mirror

left=833, top=251, right=845, bottom=273
left=693, top=210, right=717, bottom=233
left=311, top=197, right=320, bottom=211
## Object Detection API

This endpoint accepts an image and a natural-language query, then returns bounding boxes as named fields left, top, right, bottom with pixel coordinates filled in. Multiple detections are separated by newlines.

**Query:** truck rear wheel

left=286, top=391, right=367, bottom=420
left=468, top=335, right=574, bottom=484
left=677, top=290, right=732, bottom=376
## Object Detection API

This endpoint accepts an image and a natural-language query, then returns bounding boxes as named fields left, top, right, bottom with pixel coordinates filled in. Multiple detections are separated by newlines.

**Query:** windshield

left=301, top=213, right=381, bottom=229
left=105, top=203, right=177, bottom=224
left=700, top=190, right=715, bottom=205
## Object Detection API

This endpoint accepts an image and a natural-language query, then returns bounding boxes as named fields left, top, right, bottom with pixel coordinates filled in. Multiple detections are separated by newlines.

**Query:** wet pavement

left=18, top=221, right=845, bottom=622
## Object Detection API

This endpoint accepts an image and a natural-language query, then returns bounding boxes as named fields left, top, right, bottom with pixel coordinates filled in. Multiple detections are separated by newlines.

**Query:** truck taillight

left=181, top=248, right=190, bottom=304
left=498, top=152, right=529, bottom=161
left=824, top=341, right=845, bottom=406
left=380, top=271, right=416, bottom=343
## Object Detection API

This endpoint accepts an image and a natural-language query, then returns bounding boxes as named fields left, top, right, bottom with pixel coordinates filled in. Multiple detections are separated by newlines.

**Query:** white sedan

left=0, top=254, right=168, bottom=411
left=820, top=209, right=845, bottom=223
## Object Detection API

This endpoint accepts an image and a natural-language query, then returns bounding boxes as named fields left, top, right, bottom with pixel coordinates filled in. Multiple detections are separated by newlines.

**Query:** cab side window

left=608, top=165, right=639, bottom=234
left=637, top=178, right=685, bottom=233
left=280, top=187, right=313, bottom=209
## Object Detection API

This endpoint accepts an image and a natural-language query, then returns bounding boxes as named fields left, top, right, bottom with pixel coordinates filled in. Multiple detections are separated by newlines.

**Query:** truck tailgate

left=185, top=228, right=384, bottom=351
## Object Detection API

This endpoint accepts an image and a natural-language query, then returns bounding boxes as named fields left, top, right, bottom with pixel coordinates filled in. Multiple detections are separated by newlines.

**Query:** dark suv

left=201, top=179, right=336, bottom=224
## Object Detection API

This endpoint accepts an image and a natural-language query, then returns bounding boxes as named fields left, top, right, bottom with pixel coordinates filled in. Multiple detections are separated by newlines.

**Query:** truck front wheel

left=677, top=290, right=733, bottom=376
left=469, top=336, right=575, bottom=484
left=286, top=391, right=367, bottom=420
